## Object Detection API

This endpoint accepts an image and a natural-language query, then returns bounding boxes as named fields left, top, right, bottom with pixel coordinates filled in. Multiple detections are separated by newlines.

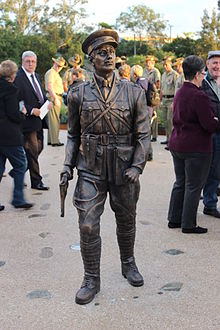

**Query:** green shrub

left=60, top=103, right=68, bottom=124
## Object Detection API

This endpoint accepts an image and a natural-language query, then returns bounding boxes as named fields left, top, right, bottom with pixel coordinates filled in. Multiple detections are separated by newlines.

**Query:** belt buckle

left=100, top=134, right=109, bottom=145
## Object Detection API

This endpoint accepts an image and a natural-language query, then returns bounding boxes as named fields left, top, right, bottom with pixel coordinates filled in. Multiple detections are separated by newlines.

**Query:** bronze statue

left=60, top=29, right=151, bottom=305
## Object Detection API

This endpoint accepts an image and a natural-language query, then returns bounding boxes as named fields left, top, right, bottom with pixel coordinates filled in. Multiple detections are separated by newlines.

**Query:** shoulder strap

left=78, top=83, right=85, bottom=115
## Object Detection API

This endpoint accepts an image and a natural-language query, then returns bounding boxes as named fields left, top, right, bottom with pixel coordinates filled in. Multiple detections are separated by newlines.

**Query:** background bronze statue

left=60, top=29, right=151, bottom=305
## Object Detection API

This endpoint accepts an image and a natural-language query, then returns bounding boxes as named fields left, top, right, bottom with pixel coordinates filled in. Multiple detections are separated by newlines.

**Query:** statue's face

left=92, top=44, right=116, bottom=76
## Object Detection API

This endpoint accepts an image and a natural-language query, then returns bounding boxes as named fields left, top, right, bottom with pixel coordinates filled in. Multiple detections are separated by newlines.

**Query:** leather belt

left=82, top=134, right=133, bottom=146
left=163, top=95, right=174, bottom=99
left=99, top=134, right=133, bottom=145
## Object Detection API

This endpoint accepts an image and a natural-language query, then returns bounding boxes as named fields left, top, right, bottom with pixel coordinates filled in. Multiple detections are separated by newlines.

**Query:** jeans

left=0, top=146, right=27, bottom=206
left=203, top=133, right=220, bottom=209
left=168, top=151, right=212, bottom=228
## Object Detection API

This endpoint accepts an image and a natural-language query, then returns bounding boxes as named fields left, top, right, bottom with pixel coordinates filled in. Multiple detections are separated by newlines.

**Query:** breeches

left=73, top=176, right=140, bottom=261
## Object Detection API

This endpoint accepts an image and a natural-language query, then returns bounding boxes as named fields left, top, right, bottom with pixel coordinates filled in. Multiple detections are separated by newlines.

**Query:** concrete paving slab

left=1, top=130, right=220, bottom=330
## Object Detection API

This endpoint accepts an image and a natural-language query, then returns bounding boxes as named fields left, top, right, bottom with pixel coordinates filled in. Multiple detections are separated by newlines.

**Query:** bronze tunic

left=64, top=73, right=151, bottom=185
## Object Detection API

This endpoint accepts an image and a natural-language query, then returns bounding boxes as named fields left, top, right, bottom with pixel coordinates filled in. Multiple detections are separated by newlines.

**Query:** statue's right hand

left=60, top=172, right=69, bottom=185
left=60, top=165, right=73, bottom=183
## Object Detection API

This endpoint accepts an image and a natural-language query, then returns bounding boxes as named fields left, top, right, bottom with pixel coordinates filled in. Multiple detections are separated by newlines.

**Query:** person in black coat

left=14, top=51, right=50, bottom=190
left=202, top=51, right=220, bottom=218
left=0, top=60, right=33, bottom=209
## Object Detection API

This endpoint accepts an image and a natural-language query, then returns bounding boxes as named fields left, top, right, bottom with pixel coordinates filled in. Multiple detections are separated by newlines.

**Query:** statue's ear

left=88, top=54, right=94, bottom=65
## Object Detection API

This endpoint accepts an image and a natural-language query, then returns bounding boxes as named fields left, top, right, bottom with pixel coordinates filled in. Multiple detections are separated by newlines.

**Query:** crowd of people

left=0, top=27, right=220, bottom=306
left=0, top=45, right=220, bottom=225
left=114, top=50, right=220, bottom=234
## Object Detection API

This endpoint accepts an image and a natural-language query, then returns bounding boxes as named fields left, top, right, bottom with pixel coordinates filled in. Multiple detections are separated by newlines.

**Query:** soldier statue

left=60, top=29, right=151, bottom=305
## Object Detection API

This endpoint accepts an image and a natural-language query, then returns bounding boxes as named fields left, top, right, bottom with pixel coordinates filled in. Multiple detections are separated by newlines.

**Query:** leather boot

left=75, top=275, right=100, bottom=305
left=121, top=256, right=144, bottom=287
left=76, top=237, right=101, bottom=305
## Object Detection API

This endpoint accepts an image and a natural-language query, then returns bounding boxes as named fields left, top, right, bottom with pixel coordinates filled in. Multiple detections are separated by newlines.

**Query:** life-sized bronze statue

left=60, top=29, right=151, bottom=305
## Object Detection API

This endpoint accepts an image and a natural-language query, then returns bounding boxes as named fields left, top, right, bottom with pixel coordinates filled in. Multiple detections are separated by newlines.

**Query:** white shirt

left=22, top=66, right=44, bottom=100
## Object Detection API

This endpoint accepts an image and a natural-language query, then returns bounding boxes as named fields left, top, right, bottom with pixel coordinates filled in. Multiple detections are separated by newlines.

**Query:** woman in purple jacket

left=167, top=55, right=220, bottom=234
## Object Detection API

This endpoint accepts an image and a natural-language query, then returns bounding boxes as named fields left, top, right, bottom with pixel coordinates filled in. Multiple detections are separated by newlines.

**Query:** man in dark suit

left=14, top=51, right=50, bottom=190
left=202, top=50, right=220, bottom=218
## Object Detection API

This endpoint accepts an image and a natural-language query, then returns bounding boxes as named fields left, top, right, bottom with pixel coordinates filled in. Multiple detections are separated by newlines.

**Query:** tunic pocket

left=78, top=136, right=103, bottom=176
left=114, top=146, right=134, bottom=185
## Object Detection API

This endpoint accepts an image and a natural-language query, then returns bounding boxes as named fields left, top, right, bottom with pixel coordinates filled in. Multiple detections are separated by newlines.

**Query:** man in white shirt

left=14, top=51, right=50, bottom=190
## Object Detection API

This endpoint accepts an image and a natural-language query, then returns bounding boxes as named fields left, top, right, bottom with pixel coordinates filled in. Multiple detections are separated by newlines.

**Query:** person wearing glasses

left=167, top=55, right=220, bottom=234
left=14, top=51, right=50, bottom=191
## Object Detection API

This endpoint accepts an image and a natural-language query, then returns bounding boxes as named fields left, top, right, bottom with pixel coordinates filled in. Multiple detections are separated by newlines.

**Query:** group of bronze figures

left=60, top=29, right=151, bottom=305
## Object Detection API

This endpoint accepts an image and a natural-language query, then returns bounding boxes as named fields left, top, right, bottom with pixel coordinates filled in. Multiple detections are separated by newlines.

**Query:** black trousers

left=73, top=175, right=140, bottom=277
left=168, top=151, right=212, bottom=229
left=24, top=129, right=43, bottom=187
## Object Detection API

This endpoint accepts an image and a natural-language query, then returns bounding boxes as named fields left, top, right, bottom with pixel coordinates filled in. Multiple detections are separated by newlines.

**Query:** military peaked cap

left=82, top=29, right=119, bottom=55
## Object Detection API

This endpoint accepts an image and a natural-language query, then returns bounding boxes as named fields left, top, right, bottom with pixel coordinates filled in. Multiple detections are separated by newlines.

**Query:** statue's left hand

left=124, top=167, right=140, bottom=183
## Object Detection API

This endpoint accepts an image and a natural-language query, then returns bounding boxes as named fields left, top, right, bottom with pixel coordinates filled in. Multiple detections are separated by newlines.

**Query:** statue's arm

left=131, top=87, right=151, bottom=173
left=61, top=87, right=81, bottom=180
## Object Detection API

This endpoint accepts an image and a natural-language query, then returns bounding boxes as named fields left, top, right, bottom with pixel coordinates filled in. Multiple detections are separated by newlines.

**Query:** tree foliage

left=0, top=0, right=218, bottom=79
left=41, top=0, right=87, bottom=43
left=0, top=0, right=88, bottom=77
left=0, top=0, right=48, bottom=33
left=116, top=5, right=167, bottom=40
left=198, top=8, right=220, bottom=57
left=116, top=39, right=155, bottom=57
left=162, top=37, right=200, bottom=57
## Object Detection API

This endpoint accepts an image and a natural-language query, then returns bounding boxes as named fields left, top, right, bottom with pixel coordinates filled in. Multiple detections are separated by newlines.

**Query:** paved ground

left=1, top=130, right=220, bottom=330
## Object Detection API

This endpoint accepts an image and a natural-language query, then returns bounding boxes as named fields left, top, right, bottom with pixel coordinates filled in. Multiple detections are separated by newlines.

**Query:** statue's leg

left=73, top=176, right=107, bottom=304
left=109, top=180, right=144, bottom=287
